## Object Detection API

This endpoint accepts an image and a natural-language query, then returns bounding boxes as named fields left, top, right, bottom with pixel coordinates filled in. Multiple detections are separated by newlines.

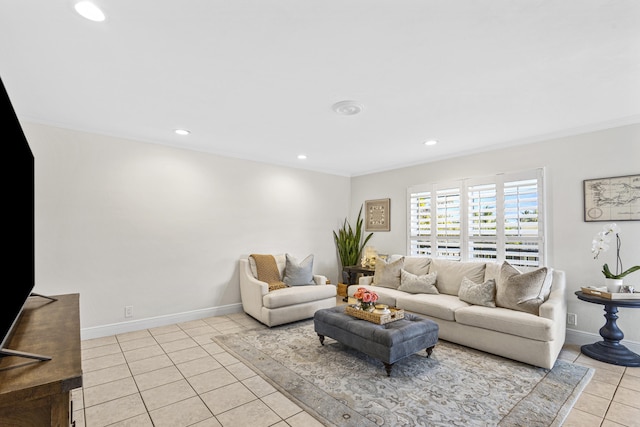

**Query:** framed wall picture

left=583, top=174, right=640, bottom=222
left=365, top=198, right=390, bottom=231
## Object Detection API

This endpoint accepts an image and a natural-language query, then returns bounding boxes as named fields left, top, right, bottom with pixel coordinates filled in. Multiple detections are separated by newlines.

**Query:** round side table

left=575, top=290, right=640, bottom=367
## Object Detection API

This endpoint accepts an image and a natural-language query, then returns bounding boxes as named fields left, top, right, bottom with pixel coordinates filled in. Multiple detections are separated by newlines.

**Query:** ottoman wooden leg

left=426, top=345, right=435, bottom=357
left=383, top=362, right=393, bottom=377
left=318, top=334, right=325, bottom=346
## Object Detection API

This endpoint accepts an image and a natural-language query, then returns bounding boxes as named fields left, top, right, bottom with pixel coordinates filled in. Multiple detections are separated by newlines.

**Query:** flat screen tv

left=0, top=76, right=51, bottom=360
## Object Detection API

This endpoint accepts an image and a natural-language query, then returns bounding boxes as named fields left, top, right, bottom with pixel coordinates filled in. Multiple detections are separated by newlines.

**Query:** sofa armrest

left=239, top=259, right=268, bottom=320
left=539, top=287, right=565, bottom=321
left=539, top=270, right=567, bottom=322
left=359, top=275, right=374, bottom=286
left=313, top=275, right=328, bottom=285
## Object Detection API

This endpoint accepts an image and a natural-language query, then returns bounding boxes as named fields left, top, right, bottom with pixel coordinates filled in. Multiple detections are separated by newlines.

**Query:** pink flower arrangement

left=353, top=287, right=378, bottom=310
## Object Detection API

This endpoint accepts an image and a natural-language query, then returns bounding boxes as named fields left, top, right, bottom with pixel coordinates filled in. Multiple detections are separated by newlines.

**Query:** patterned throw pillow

left=283, top=254, right=315, bottom=286
left=458, top=277, right=496, bottom=307
left=495, top=261, right=549, bottom=315
left=398, top=269, right=439, bottom=294
left=373, top=257, right=404, bottom=289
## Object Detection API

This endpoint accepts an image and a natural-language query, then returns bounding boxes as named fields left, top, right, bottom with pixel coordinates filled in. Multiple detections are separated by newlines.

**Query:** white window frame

left=407, top=168, right=546, bottom=267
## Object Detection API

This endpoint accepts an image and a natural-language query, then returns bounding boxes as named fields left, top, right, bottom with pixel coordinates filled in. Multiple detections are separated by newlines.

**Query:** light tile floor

left=74, top=303, right=640, bottom=427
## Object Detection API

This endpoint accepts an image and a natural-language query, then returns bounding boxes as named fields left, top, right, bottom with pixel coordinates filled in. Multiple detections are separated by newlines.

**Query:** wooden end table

left=575, top=290, right=640, bottom=367
left=341, top=265, right=375, bottom=302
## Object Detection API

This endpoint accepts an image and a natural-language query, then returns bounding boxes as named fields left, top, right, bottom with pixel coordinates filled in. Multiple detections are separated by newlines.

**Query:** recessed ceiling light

left=174, top=129, right=190, bottom=136
left=332, top=100, right=364, bottom=116
left=74, top=1, right=106, bottom=22
left=424, top=140, right=438, bottom=146
left=297, top=154, right=307, bottom=160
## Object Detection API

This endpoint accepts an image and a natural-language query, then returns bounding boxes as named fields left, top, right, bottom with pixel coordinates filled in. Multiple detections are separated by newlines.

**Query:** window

left=408, top=169, right=545, bottom=267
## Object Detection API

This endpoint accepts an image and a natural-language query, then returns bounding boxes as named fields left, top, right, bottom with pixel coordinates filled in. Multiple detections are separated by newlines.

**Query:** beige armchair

left=239, top=254, right=336, bottom=327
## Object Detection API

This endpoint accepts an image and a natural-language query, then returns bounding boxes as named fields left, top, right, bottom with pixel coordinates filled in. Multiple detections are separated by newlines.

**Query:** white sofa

left=239, top=256, right=336, bottom=327
left=348, top=256, right=566, bottom=369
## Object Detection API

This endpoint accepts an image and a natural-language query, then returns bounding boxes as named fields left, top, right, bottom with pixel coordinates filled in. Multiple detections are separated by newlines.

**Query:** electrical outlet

left=125, top=305, right=133, bottom=318
left=567, top=313, right=577, bottom=326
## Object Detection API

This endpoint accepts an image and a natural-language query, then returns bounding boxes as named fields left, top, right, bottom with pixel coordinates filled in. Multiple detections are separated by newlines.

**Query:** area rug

left=214, top=320, right=593, bottom=427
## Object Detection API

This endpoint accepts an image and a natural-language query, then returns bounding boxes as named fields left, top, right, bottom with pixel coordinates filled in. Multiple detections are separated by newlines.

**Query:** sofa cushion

left=373, top=257, right=404, bottom=289
left=283, top=253, right=315, bottom=286
left=397, top=269, right=439, bottom=294
left=429, top=259, right=486, bottom=296
left=262, top=285, right=335, bottom=309
left=396, top=293, right=470, bottom=322
left=458, top=277, right=496, bottom=307
left=402, top=257, right=431, bottom=276
left=484, top=261, right=502, bottom=282
left=455, top=305, right=555, bottom=341
left=496, top=262, right=549, bottom=315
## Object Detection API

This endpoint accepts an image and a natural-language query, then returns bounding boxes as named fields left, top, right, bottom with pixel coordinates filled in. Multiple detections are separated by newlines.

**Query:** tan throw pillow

left=495, top=261, right=548, bottom=315
left=458, top=277, right=496, bottom=307
left=373, top=257, right=404, bottom=289
left=398, top=269, right=438, bottom=294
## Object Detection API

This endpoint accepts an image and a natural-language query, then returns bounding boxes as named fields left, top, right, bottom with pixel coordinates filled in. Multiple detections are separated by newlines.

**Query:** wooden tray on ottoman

left=345, top=306, right=405, bottom=324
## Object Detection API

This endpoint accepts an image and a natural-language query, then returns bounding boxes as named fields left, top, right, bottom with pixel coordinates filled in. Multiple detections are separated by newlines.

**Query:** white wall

left=25, top=123, right=350, bottom=338
left=350, top=124, right=640, bottom=344
left=24, top=121, right=640, bottom=347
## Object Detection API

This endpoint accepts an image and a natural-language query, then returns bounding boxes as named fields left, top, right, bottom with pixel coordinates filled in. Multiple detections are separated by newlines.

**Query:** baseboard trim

left=80, top=303, right=244, bottom=340
left=565, top=328, right=640, bottom=355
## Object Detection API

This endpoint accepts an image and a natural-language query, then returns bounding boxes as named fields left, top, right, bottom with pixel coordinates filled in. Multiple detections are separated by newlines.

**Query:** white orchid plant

left=591, top=223, right=640, bottom=279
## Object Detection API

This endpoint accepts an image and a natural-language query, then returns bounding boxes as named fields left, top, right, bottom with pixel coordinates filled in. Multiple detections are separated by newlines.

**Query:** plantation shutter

left=435, top=186, right=461, bottom=260
left=408, top=188, right=432, bottom=256
left=467, top=181, right=498, bottom=261
left=503, top=170, right=544, bottom=267
left=407, top=168, right=545, bottom=266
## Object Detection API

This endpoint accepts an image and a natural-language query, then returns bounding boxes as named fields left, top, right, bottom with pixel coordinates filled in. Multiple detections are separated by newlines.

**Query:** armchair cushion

left=283, top=254, right=315, bottom=286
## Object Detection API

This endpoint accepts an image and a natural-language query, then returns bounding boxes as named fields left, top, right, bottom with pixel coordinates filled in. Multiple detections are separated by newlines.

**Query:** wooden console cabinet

left=0, top=294, right=82, bottom=426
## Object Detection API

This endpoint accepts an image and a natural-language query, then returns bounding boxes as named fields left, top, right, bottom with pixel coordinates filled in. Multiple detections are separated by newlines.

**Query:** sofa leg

left=318, top=334, right=325, bottom=346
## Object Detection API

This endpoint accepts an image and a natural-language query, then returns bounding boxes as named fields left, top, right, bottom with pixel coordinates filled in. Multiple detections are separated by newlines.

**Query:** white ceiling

left=1, top=1, right=639, bottom=176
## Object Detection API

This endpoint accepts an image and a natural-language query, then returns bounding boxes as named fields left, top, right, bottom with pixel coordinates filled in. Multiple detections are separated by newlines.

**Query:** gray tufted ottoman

left=314, top=305, right=439, bottom=376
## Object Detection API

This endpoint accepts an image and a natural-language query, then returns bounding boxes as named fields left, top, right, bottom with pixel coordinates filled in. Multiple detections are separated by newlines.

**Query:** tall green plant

left=333, top=205, right=373, bottom=267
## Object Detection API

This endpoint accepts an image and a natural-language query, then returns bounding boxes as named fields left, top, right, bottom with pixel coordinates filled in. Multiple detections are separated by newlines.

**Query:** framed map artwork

left=583, top=174, right=640, bottom=222
left=365, top=198, right=390, bottom=231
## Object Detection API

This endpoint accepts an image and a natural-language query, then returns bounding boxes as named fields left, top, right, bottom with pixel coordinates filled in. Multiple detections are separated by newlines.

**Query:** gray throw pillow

left=398, top=269, right=439, bottom=294
left=458, top=276, right=496, bottom=307
left=495, top=261, right=548, bottom=315
left=373, top=257, right=404, bottom=289
left=283, top=254, right=315, bottom=286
